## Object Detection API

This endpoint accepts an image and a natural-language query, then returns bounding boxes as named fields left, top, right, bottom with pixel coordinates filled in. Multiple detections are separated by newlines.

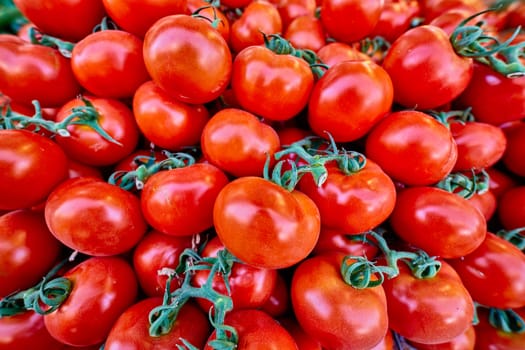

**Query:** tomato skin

left=231, top=45, right=314, bottom=122
left=382, top=25, right=473, bottom=109
left=44, top=257, right=138, bottom=347
left=291, top=253, right=389, bottom=350
left=141, top=163, right=229, bottom=236
left=278, top=317, right=323, bottom=350
left=104, top=298, right=210, bottom=350
left=132, top=230, right=193, bottom=297
left=204, top=309, right=298, bottom=350
left=13, top=0, right=106, bottom=42
left=0, top=130, right=68, bottom=211
left=0, top=311, right=65, bottom=350
left=409, top=324, right=476, bottom=350
left=308, top=60, right=393, bottom=143
left=44, top=177, right=147, bottom=256
left=370, top=0, right=421, bottom=43
left=474, top=307, right=525, bottom=350
left=54, top=96, right=140, bottom=167
left=143, top=14, right=232, bottom=104
left=214, top=176, right=320, bottom=269
left=0, top=210, right=62, bottom=298
left=312, top=226, right=380, bottom=259
left=278, top=0, right=316, bottom=29
left=320, top=0, right=384, bottom=43
left=449, top=232, right=525, bottom=309
left=486, top=167, right=518, bottom=199
left=102, top=0, right=188, bottom=38
left=71, top=30, right=150, bottom=99
left=201, top=108, right=281, bottom=178
left=502, top=121, right=525, bottom=177
left=420, top=0, right=484, bottom=23
left=284, top=15, right=326, bottom=52
left=383, top=260, right=474, bottom=345
left=390, top=187, right=486, bottom=258
left=497, top=186, right=525, bottom=230
left=0, top=41, right=82, bottom=108
left=365, top=110, right=458, bottom=186
left=316, top=41, right=371, bottom=67
left=468, top=189, right=497, bottom=222
left=261, top=272, right=291, bottom=318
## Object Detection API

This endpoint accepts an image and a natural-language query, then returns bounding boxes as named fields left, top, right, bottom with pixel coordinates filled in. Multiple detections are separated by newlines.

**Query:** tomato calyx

left=28, top=27, right=75, bottom=58
left=496, top=227, right=525, bottom=250
left=192, top=4, right=223, bottom=29
left=475, top=303, right=525, bottom=334
left=149, top=248, right=239, bottom=349
left=341, top=230, right=442, bottom=289
left=356, top=35, right=391, bottom=62
left=0, top=258, right=72, bottom=317
left=436, top=169, right=490, bottom=199
left=426, top=108, right=475, bottom=128
left=450, top=7, right=525, bottom=78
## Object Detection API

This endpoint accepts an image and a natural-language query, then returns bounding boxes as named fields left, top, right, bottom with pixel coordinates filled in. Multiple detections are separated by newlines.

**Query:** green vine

left=436, top=169, right=490, bottom=199
left=496, top=227, right=525, bottom=250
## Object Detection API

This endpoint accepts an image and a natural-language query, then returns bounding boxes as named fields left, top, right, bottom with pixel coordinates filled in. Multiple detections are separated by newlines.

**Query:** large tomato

left=0, top=129, right=68, bottom=211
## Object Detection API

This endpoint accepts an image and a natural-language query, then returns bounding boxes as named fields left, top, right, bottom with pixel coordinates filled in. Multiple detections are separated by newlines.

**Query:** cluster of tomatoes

left=1, top=0, right=525, bottom=349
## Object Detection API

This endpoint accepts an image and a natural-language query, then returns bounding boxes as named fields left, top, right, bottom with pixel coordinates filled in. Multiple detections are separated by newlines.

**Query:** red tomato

left=474, top=307, right=525, bottom=350
left=382, top=25, right=473, bottom=109
left=316, top=41, right=371, bottom=67
left=231, top=45, right=314, bottom=122
left=141, top=163, right=230, bottom=236
left=389, top=186, right=486, bottom=258
left=44, top=177, right=147, bottom=256
left=312, top=226, right=380, bottom=259
left=104, top=298, right=210, bottom=349
left=0, top=210, right=62, bottom=298
left=428, top=8, right=474, bottom=36
left=186, top=0, right=231, bottom=43
left=12, top=0, right=106, bottom=42
left=0, top=311, right=65, bottom=350
left=320, top=0, right=384, bottom=43
left=132, top=230, right=193, bottom=297
left=284, top=15, right=326, bottom=52
left=277, top=0, right=316, bottom=29
left=448, top=232, right=525, bottom=309
left=204, top=309, right=298, bottom=349
left=502, top=121, right=525, bottom=177
left=44, top=257, right=138, bottom=347
left=229, top=1, right=283, bottom=53
left=66, top=158, right=103, bottom=180
left=192, top=236, right=277, bottom=312
left=370, top=0, right=421, bottom=42
left=365, top=110, right=458, bottom=186
left=409, top=324, right=476, bottom=350
left=133, top=80, right=209, bottom=150
left=0, top=130, right=68, bottom=211
left=261, top=272, right=290, bottom=317
left=54, top=96, right=140, bottom=166
left=143, top=14, right=232, bottom=104
left=71, top=30, right=150, bottom=99
left=371, top=330, right=395, bottom=350
left=291, top=253, right=389, bottom=349
left=201, top=108, right=281, bottom=177
left=0, top=40, right=82, bottom=108
left=486, top=166, right=518, bottom=199
left=278, top=317, right=323, bottom=350
left=213, top=176, right=320, bottom=269
left=102, top=0, right=188, bottom=38
left=468, top=189, right=497, bottom=221
left=497, top=186, right=525, bottom=230
left=382, top=260, right=474, bottom=345
left=308, top=60, right=393, bottom=142
left=420, top=0, right=484, bottom=23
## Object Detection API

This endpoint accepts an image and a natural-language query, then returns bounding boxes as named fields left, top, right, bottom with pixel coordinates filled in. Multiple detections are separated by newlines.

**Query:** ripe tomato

left=474, top=307, right=525, bottom=350
left=382, top=25, right=473, bottom=109
left=420, top=0, right=484, bottom=23
left=104, top=298, right=210, bottom=350
left=365, top=110, right=458, bottom=186
left=186, top=0, right=231, bottom=43
left=0, top=210, right=62, bottom=298
left=312, top=226, right=380, bottom=259
left=497, top=186, right=525, bottom=230
left=71, top=30, right=150, bottom=99
left=0, top=130, right=68, bottom=211
left=382, top=260, right=474, bottom=345
left=284, top=15, right=326, bottom=52
left=291, top=253, right=389, bottom=349
left=0, top=311, right=65, bottom=350
left=370, top=0, right=421, bottom=43
left=308, top=60, right=393, bottom=142
left=54, top=96, right=140, bottom=167
left=408, top=324, right=476, bottom=350
left=44, top=177, right=147, bottom=256
left=468, top=189, right=497, bottom=221
left=261, top=272, right=290, bottom=318
left=448, top=232, right=525, bottom=309
left=200, top=108, right=281, bottom=177
left=502, top=121, right=525, bottom=177
left=231, top=45, right=314, bottom=122
left=44, top=256, right=138, bottom=347
left=213, top=176, right=320, bottom=269
left=277, top=0, right=316, bottom=29
left=316, top=41, right=371, bottom=67
left=12, top=0, right=105, bottom=42
left=278, top=317, right=323, bottom=350
left=389, top=186, right=486, bottom=258
left=486, top=166, right=518, bottom=199
left=143, top=14, right=232, bottom=104
left=0, top=39, right=82, bottom=108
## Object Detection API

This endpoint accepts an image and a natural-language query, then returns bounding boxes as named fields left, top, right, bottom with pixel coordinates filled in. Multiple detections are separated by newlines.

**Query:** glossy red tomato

left=502, top=121, right=525, bottom=177
left=382, top=260, right=474, bottom=345
left=278, top=317, right=323, bottom=350
left=13, top=0, right=106, bottom=42
left=382, top=25, right=473, bottom=109
left=389, top=186, right=486, bottom=258
left=261, top=272, right=290, bottom=318
left=186, top=0, right=231, bottom=43
left=44, top=257, right=138, bottom=347
left=277, top=0, right=316, bottom=29
left=0, top=210, right=62, bottom=298
left=0, top=311, right=65, bottom=350
left=370, top=0, right=421, bottom=42
left=143, top=14, right=232, bottom=104
left=201, top=108, right=281, bottom=178
left=420, top=0, right=484, bottom=23
left=448, top=232, right=525, bottom=309
left=408, top=324, right=476, bottom=350
left=0, top=130, right=68, bottom=211
left=365, top=110, right=458, bottom=186
left=45, top=177, right=147, bottom=256
left=468, top=189, right=497, bottom=221
left=291, top=253, right=389, bottom=349
left=231, top=45, right=314, bottom=122
left=71, top=30, right=150, bottom=99
left=66, top=158, right=103, bottom=180
left=284, top=15, right=326, bottom=52
left=316, top=41, right=371, bottom=67
left=104, top=298, right=210, bottom=350
left=213, top=176, right=320, bottom=269
left=474, top=307, right=525, bottom=350
left=54, top=96, right=140, bottom=166
left=312, top=226, right=380, bottom=259
left=497, top=186, right=525, bottom=230
left=486, top=166, right=518, bottom=199
left=308, top=60, right=393, bottom=142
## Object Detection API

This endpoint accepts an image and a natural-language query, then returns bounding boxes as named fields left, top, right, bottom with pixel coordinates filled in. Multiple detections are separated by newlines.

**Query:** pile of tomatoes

left=1, top=0, right=525, bottom=349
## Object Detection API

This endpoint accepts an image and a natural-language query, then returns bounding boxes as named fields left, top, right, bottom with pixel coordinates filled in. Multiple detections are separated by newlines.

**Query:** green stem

left=496, top=227, right=525, bottom=250
left=425, top=107, right=475, bottom=128
left=359, top=35, right=391, bottom=61
left=0, top=6, right=24, bottom=31
left=29, top=27, right=75, bottom=58
left=488, top=307, right=525, bottom=333
left=435, top=169, right=490, bottom=199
